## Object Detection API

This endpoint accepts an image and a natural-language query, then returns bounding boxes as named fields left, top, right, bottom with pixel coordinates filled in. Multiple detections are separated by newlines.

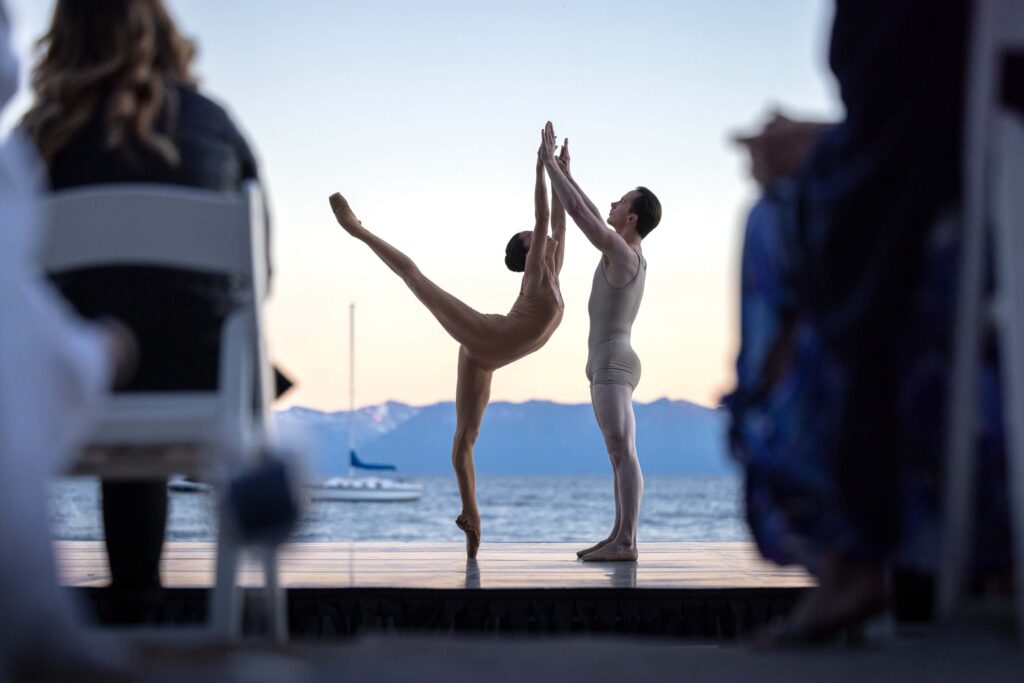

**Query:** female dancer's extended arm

left=524, top=152, right=551, bottom=279
left=551, top=142, right=569, bottom=274
left=551, top=179, right=566, bottom=275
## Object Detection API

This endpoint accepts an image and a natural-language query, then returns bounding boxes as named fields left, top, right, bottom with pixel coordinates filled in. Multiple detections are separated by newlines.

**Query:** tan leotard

left=585, top=247, right=646, bottom=389
left=468, top=254, right=563, bottom=371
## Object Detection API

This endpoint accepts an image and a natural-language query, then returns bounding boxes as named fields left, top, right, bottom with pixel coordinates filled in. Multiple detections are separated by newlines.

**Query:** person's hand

left=539, top=121, right=557, bottom=163
left=329, top=192, right=365, bottom=236
left=100, top=317, right=138, bottom=389
left=556, top=137, right=571, bottom=176
left=733, top=112, right=831, bottom=186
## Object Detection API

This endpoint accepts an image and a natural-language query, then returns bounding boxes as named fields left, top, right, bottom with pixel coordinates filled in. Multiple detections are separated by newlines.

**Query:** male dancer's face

left=607, top=190, right=641, bottom=233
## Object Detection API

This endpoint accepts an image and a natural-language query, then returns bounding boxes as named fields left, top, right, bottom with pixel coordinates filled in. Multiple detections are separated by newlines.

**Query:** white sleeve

left=0, top=126, right=123, bottom=667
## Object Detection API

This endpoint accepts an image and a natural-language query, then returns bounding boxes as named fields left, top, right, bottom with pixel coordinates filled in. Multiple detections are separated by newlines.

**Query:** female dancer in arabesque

left=328, top=133, right=567, bottom=557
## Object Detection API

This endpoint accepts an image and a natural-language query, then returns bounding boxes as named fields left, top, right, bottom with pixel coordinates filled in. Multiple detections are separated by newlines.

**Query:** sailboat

left=167, top=474, right=212, bottom=493
left=306, top=303, right=423, bottom=502
left=308, top=450, right=424, bottom=502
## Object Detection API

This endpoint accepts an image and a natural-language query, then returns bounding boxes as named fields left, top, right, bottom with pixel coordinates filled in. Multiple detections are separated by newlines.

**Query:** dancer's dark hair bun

left=505, top=233, right=528, bottom=272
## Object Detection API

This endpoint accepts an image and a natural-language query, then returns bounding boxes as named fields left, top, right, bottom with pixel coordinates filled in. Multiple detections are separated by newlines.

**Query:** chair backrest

left=37, top=180, right=274, bottom=449
left=38, top=181, right=267, bottom=292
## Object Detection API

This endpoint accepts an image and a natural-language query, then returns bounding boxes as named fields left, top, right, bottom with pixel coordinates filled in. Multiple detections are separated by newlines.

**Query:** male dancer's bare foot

left=577, top=538, right=613, bottom=558
left=455, top=513, right=481, bottom=559
left=580, top=542, right=637, bottom=562
left=328, top=192, right=365, bottom=236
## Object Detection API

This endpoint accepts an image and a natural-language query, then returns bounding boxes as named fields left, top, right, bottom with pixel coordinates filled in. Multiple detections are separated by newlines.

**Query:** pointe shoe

left=455, top=514, right=481, bottom=559
left=328, top=193, right=363, bottom=234
left=328, top=192, right=347, bottom=213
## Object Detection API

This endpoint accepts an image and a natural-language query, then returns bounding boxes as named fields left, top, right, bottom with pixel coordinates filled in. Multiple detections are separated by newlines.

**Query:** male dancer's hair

left=504, top=233, right=528, bottom=272
left=632, top=187, right=662, bottom=238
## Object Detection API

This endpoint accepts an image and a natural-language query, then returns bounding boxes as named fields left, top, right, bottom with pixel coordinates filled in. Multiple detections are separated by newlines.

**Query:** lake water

left=49, top=475, right=750, bottom=544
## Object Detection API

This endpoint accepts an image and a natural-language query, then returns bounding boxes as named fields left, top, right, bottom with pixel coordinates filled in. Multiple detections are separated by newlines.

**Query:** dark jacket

left=47, top=80, right=270, bottom=391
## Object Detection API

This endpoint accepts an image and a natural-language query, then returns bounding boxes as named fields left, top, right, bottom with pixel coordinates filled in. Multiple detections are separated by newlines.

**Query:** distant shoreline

left=278, top=399, right=732, bottom=477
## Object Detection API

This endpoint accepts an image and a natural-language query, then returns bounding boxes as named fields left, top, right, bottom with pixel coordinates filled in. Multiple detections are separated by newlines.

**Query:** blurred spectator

left=0, top=1, right=129, bottom=674
left=22, top=0, right=272, bottom=613
left=724, top=0, right=1012, bottom=640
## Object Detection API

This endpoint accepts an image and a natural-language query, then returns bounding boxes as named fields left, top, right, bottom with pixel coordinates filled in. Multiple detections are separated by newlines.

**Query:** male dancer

left=540, top=122, right=661, bottom=561
left=329, top=135, right=567, bottom=557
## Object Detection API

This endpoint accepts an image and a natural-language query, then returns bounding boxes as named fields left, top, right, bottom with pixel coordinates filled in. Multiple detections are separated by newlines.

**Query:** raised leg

left=452, top=346, right=493, bottom=558
left=331, top=197, right=494, bottom=349
left=581, top=384, right=642, bottom=562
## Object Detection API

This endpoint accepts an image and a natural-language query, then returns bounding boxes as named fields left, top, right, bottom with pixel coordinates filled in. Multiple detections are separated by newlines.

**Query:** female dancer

left=329, top=135, right=567, bottom=557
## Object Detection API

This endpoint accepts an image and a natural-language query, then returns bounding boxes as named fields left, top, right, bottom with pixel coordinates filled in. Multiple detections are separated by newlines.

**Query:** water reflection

left=464, top=558, right=481, bottom=589
left=603, top=561, right=637, bottom=588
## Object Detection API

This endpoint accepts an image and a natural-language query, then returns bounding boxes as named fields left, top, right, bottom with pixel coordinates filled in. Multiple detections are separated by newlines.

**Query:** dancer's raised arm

left=551, top=143, right=567, bottom=274
left=541, top=122, right=635, bottom=268
left=557, top=138, right=603, bottom=225
left=524, top=150, right=551, bottom=281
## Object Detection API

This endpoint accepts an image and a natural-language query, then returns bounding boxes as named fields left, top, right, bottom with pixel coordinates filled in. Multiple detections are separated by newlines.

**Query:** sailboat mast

left=348, top=302, right=355, bottom=477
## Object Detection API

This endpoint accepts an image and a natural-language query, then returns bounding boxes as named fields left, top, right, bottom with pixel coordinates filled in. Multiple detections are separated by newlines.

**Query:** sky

left=3, top=1, right=841, bottom=411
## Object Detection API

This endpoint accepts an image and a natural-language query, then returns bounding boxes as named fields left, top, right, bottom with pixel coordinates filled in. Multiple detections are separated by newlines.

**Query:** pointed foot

left=328, top=192, right=364, bottom=235
left=455, top=514, right=481, bottom=559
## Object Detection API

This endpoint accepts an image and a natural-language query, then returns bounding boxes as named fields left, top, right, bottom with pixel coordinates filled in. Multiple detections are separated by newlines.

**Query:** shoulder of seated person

left=170, top=81, right=237, bottom=129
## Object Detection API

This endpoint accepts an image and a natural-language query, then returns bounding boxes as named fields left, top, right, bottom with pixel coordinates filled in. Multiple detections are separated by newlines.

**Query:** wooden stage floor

left=56, top=541, right=812, bottom=590
left=57, top=542, right=812, bottom=637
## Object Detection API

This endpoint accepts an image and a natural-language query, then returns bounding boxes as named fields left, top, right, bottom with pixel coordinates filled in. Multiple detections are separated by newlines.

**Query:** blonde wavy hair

left=23, top=0, right=197, bottom=165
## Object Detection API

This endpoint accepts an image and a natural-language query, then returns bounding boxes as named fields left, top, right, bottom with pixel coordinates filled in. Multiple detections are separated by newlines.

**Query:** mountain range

left=277, top=399, right=735, bottom=476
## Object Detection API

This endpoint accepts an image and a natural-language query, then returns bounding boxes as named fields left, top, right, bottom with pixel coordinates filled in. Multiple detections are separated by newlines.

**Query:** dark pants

left=56, top=267, right=292, bottom=590
left=55, top=266, right=238, bottom=590
left=101, top=480, right=168, bottom=589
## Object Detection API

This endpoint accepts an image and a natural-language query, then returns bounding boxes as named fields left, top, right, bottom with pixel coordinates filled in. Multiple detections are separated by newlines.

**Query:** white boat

left=307, top=475, right=423, bottom=502
left=306, top=303, right=423, bottom=503
left=167, top=475, right=212, bottom=494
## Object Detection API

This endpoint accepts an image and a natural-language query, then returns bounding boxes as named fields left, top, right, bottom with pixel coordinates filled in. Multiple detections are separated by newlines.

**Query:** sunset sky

left=3, top=1, right=841, bottom=411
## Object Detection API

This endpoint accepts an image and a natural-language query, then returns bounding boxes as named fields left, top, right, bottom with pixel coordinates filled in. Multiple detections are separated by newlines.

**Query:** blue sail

left=350, top=450, right=396, bottom=471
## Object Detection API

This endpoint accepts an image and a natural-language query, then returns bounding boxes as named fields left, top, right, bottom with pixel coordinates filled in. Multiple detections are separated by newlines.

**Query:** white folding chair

left=940, top=0, right=1024, bottom=638
left=39, top=181, right=286, bottom=641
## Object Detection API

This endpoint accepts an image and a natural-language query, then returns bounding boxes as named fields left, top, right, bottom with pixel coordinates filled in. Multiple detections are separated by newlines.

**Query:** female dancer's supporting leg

left=580, top=383, right=642, bottom=561
left=452, top=347, right=492, bottom=558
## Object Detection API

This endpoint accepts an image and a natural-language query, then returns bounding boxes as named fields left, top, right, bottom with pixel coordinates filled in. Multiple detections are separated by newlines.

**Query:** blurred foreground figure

left=0, top=2, right=128, bottom=675
left=727, top=0, right=1012, bottom=640
left=23, top=0, right=271, bottom=611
